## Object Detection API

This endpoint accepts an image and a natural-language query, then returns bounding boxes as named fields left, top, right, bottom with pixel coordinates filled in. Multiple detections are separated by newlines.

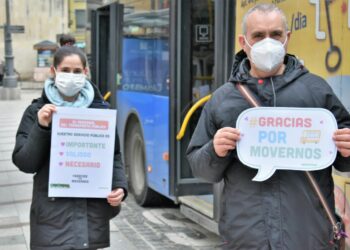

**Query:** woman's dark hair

left=59, top=34, right=76, bottom=46
left=53, top=46, right=87, bottom=68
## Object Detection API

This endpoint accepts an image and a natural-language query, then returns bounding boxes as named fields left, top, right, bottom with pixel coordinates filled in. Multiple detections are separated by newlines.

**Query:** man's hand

left=333, top=128, right=350, bottom=157
left=213, top=127, right=240, bottom=157
left=107, top=188, right=125, bottom=207
left=37, top=104, right=57, bottom=127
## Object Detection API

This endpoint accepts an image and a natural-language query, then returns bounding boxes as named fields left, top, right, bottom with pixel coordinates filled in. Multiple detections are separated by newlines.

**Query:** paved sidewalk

left=0, top=89, right=39, bottom=250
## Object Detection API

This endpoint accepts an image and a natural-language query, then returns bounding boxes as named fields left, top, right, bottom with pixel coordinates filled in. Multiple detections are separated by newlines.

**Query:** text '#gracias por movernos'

left=250, top=116, right=322, bottom=159
left=258, top=117, right=312, bottom=127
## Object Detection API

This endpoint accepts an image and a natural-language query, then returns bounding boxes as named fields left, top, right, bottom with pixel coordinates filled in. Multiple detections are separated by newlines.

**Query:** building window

left=75, top=9, right=86, bottom=29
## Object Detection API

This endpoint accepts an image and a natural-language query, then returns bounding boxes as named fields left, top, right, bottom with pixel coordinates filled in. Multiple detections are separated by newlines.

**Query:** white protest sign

left=49, top=107, right=116, bottom=198
left=236, top=107, right=338, bottom=182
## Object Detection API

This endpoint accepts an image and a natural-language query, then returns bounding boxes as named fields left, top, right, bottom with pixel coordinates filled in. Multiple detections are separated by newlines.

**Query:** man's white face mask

left=245, top=37, right=287, bottom=73
left=54, top=70, right=86, bottom=97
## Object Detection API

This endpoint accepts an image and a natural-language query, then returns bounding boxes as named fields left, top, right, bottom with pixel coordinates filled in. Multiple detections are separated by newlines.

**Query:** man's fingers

left=219, top=131, right=240, bottom=141
left=213, top=127, right=241, bottom=157
left=219, top=145, right=236, bottom=151
left=335, top=141, right=350, bottom=148
left=214, top=137, right=236, bottom=147
left=334, top=128, right=350, bottom=135
left=334, top=134, right=350, bottom=142
left=215, top=128, right=240, bottom=142
left=337, top=148, right=350, bottom=158
left=333, top=129, right=350, bottom=157
left=218, top=127, right=240, bottom=135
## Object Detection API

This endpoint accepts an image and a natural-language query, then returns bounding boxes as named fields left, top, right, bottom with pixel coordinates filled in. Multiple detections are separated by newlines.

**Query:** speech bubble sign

left=236, top=107, right=338, bottom=182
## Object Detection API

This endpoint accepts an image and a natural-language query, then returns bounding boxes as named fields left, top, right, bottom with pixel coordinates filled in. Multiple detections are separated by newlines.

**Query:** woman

left=12, top=46, right=127, bottom=250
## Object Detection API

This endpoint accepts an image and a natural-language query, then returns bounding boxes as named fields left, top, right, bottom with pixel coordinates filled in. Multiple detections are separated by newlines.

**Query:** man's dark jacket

left=187, top=51, right=350, bottom=250
left=12, top=83, right=128, bottom=250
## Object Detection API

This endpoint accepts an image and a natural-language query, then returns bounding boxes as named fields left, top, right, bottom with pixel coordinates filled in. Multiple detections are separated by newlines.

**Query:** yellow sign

left=235, top=0, right=350, bottom=110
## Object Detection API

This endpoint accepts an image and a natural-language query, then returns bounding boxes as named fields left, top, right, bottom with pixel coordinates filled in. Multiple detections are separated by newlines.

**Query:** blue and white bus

left=91, top=0, right=221, bottom=231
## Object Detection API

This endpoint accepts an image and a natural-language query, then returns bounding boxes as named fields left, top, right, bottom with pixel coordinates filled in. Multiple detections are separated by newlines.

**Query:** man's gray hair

left=242, top=3, right=289, bottom=35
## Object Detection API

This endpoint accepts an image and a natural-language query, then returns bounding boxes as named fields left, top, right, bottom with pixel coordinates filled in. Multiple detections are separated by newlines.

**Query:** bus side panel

left=117, top=91, right=171, bottom=198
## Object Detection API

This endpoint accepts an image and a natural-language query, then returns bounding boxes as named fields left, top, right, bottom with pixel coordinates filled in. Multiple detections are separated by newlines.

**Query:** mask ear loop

left=243, top=36, right=254, bottom=63
left=51, top=67, right=58, bottom=80
left=244, top=36, right=253, bottom=49
left=279, top=36, right=288, bottom=61
left=281, top=36, right=288, bottom=47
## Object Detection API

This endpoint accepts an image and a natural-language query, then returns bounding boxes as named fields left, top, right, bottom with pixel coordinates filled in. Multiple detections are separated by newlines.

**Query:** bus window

left=191, top=0, right=214, bottom=102
left=186, top=0, right=215, bottom=158
left=117, top=0, right=170, bottom=205
left=119, top=1, right=169, bottom=96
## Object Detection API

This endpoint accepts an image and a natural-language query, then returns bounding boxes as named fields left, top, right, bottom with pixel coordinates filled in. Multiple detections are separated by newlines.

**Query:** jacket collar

left=228, top=50, right=308, bottom=87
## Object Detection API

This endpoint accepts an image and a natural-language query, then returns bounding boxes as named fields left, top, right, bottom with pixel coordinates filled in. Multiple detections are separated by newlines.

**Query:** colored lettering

left=259, top=117, right=312, bottom=128
left=250, top=146, right=322, bottom=159
left=65, top=161, right=100, bottom=168
left=290, top=12, right=307, bottom=32
left=57, top=132, right=73, bottom=136
left=66, top=151, right=91, bottom=157
left=65, top=142, right=106, bottom=149
left=258, top=131, right=287, bottom=144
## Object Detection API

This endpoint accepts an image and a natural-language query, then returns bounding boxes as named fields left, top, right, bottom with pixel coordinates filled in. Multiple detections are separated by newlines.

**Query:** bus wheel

left=126, top=122, right=161, bottom=206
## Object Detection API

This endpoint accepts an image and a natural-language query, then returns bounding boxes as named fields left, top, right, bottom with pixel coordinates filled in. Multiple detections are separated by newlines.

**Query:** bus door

left=171, top=0, right=236, bottom=231
left=90, top=2, right=123, bottom=108
left=211, top=0, right=236, bottom=224
left=170, top=0, right=215, bottom=215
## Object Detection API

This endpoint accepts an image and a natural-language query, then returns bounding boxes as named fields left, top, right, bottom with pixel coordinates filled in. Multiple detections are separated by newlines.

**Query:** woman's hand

left=37, top=104, right=57, bottom=127
left=107, top=188, right=125, bottom=207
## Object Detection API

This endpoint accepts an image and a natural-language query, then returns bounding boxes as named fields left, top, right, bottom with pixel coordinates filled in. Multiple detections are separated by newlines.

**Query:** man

left=187, top=3, right=350, bottom=250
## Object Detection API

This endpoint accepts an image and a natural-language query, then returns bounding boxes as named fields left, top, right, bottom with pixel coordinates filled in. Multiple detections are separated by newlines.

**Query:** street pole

left=0, top=0, right=20, bottom=100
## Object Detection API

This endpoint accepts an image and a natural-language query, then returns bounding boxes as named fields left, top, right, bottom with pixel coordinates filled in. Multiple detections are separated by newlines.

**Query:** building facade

left=0, top=0, right=69, bottom=80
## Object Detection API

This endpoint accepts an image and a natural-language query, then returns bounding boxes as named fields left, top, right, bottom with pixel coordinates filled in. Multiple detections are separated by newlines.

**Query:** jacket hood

left=228, top=50, right=308, bottom=86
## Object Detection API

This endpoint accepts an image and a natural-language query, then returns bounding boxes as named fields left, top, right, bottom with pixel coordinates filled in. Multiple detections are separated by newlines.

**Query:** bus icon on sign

left=300, top=130, right=321, bottom=144
left=195, top=24, right=212, bottom=43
